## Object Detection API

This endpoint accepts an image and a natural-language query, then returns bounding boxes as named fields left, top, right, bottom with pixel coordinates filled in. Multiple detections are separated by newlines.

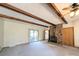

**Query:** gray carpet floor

left=0, top=41, right=79, bottom=56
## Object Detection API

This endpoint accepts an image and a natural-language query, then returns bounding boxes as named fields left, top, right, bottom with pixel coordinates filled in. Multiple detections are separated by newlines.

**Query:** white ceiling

left=0, top=6, right=51, bottom=26
left=55, top=3, right=71, bottom=15
left=0, top=3, right=64, bottom=26
left=9, top=3, right=63, bottom=24
left=55, top=3, right=79, bottom=23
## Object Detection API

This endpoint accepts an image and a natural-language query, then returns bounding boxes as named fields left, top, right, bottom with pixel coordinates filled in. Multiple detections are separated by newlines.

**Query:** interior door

left=29, top=30, right=38, bottom=42
left=62, top=27, right=74, bottom=46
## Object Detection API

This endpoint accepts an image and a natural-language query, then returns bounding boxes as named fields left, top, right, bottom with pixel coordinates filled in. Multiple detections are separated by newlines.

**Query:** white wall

left=73, top=20, right=79, bottom=47
left=0, top=18, right=4, bottom=50
left=3, top=18, right=46, bottom=47
left=63, top=22, right=73, bottom=28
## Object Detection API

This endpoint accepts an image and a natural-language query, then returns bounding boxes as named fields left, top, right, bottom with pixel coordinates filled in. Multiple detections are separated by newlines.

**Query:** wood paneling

left=0, top=3, right=56, bottom=26
left=47, top=3, right=68, bottom=24
left=0, top=14, right=48, bottom=27
left=62, top=27, right=74, bottom=46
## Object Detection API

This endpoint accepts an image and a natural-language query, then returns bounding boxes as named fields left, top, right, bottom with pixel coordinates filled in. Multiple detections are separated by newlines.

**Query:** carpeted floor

left=0, top=41, right=79, bottom=56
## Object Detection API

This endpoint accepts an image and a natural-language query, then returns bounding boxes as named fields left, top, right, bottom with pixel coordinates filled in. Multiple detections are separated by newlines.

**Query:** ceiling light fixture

left=69, top=12, right=75, bottom=17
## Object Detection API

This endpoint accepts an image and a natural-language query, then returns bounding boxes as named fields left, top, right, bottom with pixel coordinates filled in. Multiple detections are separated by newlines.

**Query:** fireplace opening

left=48, top=35, right=57, bottom=43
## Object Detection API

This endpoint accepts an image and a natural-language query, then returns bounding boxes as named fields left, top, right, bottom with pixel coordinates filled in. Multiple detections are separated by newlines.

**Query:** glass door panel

left=29, top=30, right=38, bottom=42
left=34, top=30, right=38, bottom=41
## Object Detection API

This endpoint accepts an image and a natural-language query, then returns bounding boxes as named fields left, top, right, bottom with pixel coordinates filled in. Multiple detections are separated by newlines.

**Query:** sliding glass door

left=29, top=30, right=39, bottom=42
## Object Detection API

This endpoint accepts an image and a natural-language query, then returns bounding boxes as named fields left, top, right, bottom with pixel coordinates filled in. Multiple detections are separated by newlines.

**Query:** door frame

left=28, top=29, right=39, bottom=43
left=62, top=27, right=74, bottom=47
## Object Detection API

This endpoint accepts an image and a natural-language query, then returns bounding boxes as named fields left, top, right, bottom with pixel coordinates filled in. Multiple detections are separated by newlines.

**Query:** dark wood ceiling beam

left=0, top=14, right=48, bottom=27
left=47, top=3, right=68, bottom=24
left=0, top=3, right=56, bottom=26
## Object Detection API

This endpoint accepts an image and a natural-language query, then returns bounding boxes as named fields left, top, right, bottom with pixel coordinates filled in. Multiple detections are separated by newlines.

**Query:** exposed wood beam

left=0, top=3, right=56, bottom=26
left=47, top=3, right=68, bottom=24
left=0, top=14, right=48, bottom=27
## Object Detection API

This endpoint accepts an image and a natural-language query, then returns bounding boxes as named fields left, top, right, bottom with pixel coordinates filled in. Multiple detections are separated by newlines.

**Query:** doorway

left=62, top=27, right=74, bottom=46
left=44, top=30, right=49, bottom=41
left=29, top=29, right=39, bottom=42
